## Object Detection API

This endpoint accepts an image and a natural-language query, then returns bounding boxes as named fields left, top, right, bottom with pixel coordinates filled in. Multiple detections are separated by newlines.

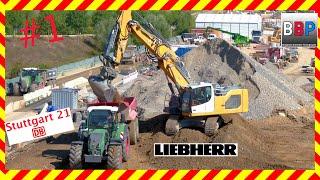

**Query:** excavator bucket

left=88, top=75, right=123, bottom=103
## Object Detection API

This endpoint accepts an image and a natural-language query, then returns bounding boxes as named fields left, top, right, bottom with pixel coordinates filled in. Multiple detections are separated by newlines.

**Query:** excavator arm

left=104, top=11, right=190, bottom=92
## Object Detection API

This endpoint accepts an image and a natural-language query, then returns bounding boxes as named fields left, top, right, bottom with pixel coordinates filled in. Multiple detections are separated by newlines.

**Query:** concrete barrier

left=5, top=100, right=26, bottom=114
left=23, top=86, right=52, bottom=106
left=63, top=77, right=88, bottom=89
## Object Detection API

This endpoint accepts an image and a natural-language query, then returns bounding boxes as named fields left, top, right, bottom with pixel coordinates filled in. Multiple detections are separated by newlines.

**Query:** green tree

left=52, top=11, right=68, bottom=34
left=10, top=62, right=23, bottom=78
left=36, top=11, right=51, bottom=35
left=163, top=11, right=195, bottom=36
left=6, top=11, right=26, bottom=35
left=92, top=12, right=118, bottom=50
left=66, top=11, right=90, bottom=34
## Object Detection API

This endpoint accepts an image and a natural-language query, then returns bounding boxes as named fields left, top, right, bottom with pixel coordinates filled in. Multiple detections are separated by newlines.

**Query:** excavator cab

left=181, top=83, right=249, bottom=117
left=181, top=83, right=214, bottom=115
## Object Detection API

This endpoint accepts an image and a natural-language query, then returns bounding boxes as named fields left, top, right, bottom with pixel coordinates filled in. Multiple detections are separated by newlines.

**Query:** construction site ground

left=6, top=39, right=315, bottom=169
left=6, top=105, right=313, bottom=169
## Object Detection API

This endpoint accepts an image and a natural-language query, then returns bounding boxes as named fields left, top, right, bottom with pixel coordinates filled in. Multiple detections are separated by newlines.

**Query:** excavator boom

left=107, top=11, right=190, bottom=91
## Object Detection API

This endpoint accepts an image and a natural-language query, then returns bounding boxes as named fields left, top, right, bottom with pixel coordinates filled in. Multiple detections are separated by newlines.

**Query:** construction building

left=194, top=13, right=262, bottom=40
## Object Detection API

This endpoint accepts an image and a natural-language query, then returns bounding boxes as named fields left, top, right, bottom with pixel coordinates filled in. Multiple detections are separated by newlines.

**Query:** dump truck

left=11, top=68, right=57, bottom=96
left=69, top=97, right=139, bottom=169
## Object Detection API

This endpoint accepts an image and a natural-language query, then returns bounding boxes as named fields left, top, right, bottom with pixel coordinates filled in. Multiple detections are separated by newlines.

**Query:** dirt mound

left=124, top=73, right=170, bottom=118
left=126, top=38, right=312, bottom=120
left=183, top=40, right=260, bottom=99
left=129, top=112, right=313, bottom=169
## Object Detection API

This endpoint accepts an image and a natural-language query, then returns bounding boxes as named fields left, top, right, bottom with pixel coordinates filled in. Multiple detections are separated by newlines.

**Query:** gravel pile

left=124, top=73, right=170, bottom=118
left=126, top=38, right=312, bottom=120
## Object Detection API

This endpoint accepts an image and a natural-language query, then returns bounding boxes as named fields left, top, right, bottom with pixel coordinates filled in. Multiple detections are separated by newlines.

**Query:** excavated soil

left=6, top=108, right=313, bottom=169
left=125, top=39, right=312, bottom=120
left=126, top=107, right=314, bottom=169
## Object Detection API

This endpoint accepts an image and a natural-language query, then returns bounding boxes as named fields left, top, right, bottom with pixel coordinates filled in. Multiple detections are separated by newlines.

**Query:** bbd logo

left=281, top=13, right=317, bottom=47
left=32, top=126, right=46, bottom=138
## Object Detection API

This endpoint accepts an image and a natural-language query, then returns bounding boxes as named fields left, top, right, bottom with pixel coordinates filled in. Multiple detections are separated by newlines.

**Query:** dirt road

left=6, top=105, right=314, bottom=169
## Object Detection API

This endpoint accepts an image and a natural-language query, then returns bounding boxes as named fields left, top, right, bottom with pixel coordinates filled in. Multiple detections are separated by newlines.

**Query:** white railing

left=5, top=100, right=25, bottom=114
left=23, top=86, right=52, bottom=105
left=63, top=77, right=88, bottom=89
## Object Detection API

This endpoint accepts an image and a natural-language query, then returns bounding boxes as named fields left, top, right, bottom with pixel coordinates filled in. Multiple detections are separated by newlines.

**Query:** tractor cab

left=21, top=68, right=38, bottom=77
left=73, top=104, right=130, bottom=168
left=79, top=105, right=122, bottom=139
left=87, top=106, right=119, bottom=127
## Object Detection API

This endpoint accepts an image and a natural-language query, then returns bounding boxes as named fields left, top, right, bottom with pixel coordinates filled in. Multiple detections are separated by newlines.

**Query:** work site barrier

left=5, top=100, right=25, bottom=114
left=23, top=86, right=52, bottom=106
left=57, top=56, right=101, bottom=77
left=63, top=77, right=88, bottom=89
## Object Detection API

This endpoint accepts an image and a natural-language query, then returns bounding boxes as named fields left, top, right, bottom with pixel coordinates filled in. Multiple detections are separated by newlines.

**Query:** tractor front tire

left=13, top=83, right=21, bottom=96
left=122, top=127, right=130, bottom=162
left=107, top=145, right=122, bottom=169
left=122, top=136, right=130, bottom=162
left=69, top=143, right=83, bottom=169
left=129, top=120, right=139, bottom=145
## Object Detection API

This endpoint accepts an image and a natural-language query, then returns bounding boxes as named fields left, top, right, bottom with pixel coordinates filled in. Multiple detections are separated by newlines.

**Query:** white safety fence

left=5, top=100, right=25, bottom=114
left=63, top=77, right=88, bottom=89
left=23, top=86, right=52, bottom=106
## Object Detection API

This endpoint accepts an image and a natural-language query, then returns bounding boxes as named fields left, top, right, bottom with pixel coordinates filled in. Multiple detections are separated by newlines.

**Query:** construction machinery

left=269, top=28, right=281, bottom=43
left=301, top=65, right=314, bottom=74
left=90, top=11, right=248, bottom=136
left=282, top=48, right=299, bottom=63
left=69, top=97, right=139, bottom=169
left=311, top=58, right=315, bottom=67
left=12, top=68, right=57, bottom=96
left=206, top=27, right=250, bottom=46
left=251, top=30, right=262, bottom=43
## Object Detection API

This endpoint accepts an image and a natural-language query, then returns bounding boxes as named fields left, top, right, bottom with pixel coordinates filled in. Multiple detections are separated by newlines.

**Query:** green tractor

left=12, top=68, right=57, bottom=96
left=205, top=27, right=251, bottom=47
left=69, top=98, right=139, bottom=169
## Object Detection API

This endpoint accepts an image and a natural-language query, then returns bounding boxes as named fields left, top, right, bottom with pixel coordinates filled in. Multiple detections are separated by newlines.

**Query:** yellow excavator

left=90, top=11, right=249, bottom=136
left=269, top=28, right=281, bottom=43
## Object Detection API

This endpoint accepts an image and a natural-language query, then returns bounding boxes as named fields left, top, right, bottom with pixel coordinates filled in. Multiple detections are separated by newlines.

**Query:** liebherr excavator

left=89, top=11, right=249, bottom=136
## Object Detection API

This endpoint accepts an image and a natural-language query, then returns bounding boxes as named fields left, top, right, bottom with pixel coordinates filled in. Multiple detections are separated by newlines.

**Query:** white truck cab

left=207, top=34, right=217, bottom=40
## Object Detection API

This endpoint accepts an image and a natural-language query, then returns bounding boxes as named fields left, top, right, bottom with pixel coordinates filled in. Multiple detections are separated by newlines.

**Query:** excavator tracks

left=165, top=115, right=180, bottom=136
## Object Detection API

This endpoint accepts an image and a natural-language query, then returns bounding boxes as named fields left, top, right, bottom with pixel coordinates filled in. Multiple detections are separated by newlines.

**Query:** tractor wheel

left=107, top=145, right=122, bottom=169
left=129, top=120, right=139, bottom=145
left=13, top=83, right=21, bottom=96
left=204, top=116, right=220, bottom=136
left=122, top=133, right=130, bottom=162
left=30, top=83, right=37, bottom=92
left=69, top=143, right=83, bottom=169
left=165, top=115, right=180, bottom=136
